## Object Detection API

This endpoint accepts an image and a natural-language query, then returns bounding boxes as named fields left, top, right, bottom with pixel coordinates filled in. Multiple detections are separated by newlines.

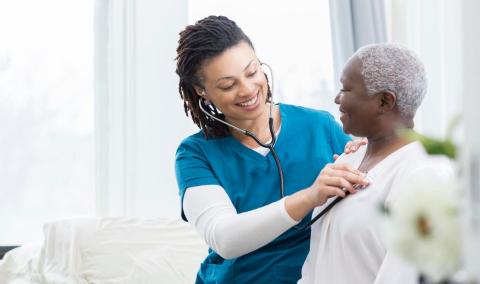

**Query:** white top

left=252, top=124, right=282, bottom=156
left=183, top=185, right=298, bottom=259
left=299, top=142, right=454, bottom=284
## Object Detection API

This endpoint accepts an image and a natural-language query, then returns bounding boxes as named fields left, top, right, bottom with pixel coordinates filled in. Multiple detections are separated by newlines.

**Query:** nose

left=334, top=91, right=342, bottom=104
left=238, top=79, right=257, bottom=97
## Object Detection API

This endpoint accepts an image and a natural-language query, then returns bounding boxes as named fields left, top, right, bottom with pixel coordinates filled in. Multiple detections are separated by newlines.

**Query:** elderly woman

left=299, top=44, right=453, bottom=284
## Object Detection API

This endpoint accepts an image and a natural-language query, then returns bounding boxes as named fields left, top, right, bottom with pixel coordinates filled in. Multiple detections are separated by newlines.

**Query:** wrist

left=301, top=187, right=318, bottom=209
left=285, top=188, right=317, bottom=221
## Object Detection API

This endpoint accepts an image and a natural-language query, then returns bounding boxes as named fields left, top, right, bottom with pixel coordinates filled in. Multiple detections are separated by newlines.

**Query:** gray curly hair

left=355, top=43, right=427, bottom=117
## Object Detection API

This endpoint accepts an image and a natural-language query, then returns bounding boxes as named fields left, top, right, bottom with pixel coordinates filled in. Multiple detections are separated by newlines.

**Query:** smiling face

left=196, top=41, right=269, bottom=127
left=335, top=56, right=382, bottom=137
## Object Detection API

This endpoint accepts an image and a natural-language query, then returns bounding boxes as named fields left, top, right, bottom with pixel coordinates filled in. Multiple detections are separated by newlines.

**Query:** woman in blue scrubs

left=174, top=16, right=368, bottom=283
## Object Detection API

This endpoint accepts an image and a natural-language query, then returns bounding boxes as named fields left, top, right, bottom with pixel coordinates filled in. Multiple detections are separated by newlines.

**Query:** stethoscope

left=198, top=63, right=285, bottom=199
left=198, top=62, right=346, bottom=230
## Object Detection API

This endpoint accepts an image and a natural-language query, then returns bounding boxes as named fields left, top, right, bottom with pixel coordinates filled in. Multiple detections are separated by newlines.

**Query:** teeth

left=239, top=95, right=257, bottom=107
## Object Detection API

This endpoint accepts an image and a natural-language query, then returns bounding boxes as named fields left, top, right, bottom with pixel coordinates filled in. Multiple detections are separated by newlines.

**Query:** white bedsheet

left=0, top=217, right=208, bottom=284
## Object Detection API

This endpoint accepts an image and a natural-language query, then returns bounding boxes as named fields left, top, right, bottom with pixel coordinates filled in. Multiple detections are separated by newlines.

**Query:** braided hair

left=175, top=15, right=271, bottom=138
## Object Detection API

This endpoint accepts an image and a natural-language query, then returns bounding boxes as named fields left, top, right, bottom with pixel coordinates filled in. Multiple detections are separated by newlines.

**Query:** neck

left=229, top=103, right=280, bottom=148
left=366, top=131, right=401, bottom=154
left=365, top=118, right=414, bottom=153
left=359, top=126, right=411, bottom=172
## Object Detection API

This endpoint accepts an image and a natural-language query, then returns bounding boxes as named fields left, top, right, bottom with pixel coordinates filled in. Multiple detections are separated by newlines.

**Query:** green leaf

left=401, top=130, right=457, bottom=159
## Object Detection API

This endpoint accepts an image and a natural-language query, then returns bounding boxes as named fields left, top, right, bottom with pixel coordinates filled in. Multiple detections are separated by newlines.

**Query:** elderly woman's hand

left=345, top=137, right=368, bottom=154
left=334, top=138, right=368, bottom=160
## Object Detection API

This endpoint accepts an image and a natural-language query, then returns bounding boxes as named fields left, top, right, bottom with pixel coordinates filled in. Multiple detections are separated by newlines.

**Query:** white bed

left=0, top=217, right=208, bottom=284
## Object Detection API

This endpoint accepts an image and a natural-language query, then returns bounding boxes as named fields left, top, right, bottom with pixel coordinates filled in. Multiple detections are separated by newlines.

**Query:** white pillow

left=0, top=243, right=43, bottom=284
left=1, top=217, right=208, bottom=284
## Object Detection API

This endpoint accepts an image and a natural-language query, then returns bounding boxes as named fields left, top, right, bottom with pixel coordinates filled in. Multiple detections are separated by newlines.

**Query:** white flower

left=386, top=173, right=461, bottom=281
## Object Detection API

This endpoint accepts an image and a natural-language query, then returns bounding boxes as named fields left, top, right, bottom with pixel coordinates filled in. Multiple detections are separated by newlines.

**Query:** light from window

left=0, top=0, right=94, bottom=244
left=188, top=0, right=338, bottom=114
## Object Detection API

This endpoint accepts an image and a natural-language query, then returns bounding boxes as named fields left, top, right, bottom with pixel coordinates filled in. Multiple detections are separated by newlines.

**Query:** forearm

left=183, top=185, right=299, bottom=259
left=210, top=197, right=297, bottom=259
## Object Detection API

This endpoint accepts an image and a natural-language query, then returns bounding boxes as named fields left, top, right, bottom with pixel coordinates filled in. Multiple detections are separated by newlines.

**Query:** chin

left=342, top=125, right=360, bottom=136
left=341, top=123, right=352, bottom=134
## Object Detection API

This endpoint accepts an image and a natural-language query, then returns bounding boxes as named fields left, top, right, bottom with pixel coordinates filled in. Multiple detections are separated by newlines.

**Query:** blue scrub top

left=175, top=103, right=350, bottom=284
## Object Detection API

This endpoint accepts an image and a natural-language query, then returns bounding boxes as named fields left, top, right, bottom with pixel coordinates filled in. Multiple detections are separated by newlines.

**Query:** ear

left=194, top=86, right=206, bottom=98
left=378, top=91, right=396, bottom=113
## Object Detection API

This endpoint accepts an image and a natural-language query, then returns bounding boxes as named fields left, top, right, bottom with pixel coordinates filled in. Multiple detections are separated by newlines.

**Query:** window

left=188, top=0, right=339, bottom=115
left=385, top=0, right=462, bottom=139
left=0, top=0, right=94, bottom=243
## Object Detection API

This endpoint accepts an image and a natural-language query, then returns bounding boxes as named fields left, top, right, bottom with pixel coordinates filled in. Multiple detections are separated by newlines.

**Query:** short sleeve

left=327, top=113, right=351, bottom=155
left=175, top=138, right=220, bottom=220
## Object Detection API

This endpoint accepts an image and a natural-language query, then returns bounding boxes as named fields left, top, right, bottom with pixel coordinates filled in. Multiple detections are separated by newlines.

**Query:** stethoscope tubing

left=196, top=62, right=344, bottom=230
left=198, top=99, right=285, bottom=200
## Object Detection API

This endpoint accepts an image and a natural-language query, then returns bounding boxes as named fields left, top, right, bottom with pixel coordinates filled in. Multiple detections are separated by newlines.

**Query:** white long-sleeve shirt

left=183, top=186, right=299, bottom=259
left=182, top=125, right=299, bottom=260
left=299, top=142, right=454, bottom=284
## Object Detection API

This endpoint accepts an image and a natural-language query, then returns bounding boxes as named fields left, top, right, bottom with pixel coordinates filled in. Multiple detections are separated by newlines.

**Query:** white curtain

left=329, top=0, right=387, bottom=86
left=94, top=0, right=193, bottom=218
left=386, top=0, right=462, bottom=139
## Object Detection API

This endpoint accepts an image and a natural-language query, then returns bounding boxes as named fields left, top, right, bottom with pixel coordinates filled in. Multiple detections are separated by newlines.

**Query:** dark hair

left=175, top=15, right=270, bottom=138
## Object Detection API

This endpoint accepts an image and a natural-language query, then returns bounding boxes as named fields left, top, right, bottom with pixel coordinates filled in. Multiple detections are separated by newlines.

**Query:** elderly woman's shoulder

left=404, top=142, right=455, bottom=179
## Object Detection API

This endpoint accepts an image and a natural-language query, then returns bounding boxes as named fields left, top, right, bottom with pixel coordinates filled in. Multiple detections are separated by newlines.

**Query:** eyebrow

left=215, top=59, right=256, bottom=83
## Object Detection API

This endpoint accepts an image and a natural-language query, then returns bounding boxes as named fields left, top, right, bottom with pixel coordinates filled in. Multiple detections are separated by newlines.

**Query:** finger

left=329, top=163, right=363, bottom=175
left=333, top=154, right=339, bottom=161
left=325, top=166, right=369, bottom=188
left=322, top=176, right=355, bottom=192
left=320, top=163, right=336, bottom=176
left=330, top=169, right=368, bottom=186
left=353, top=143, right=361, bottom=151
left=343, top=172, right=369, bottom=186
left=343, top=185, right=358, bottom=194
left=354, top=138, right=367, bottom=150
left=344, top=141, right=353, bottom=154
left=313, top=185, right=347, bottom=202
left=322, top=186, right=347, bottom=198
left=334, top=188, right=347, bottom=198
